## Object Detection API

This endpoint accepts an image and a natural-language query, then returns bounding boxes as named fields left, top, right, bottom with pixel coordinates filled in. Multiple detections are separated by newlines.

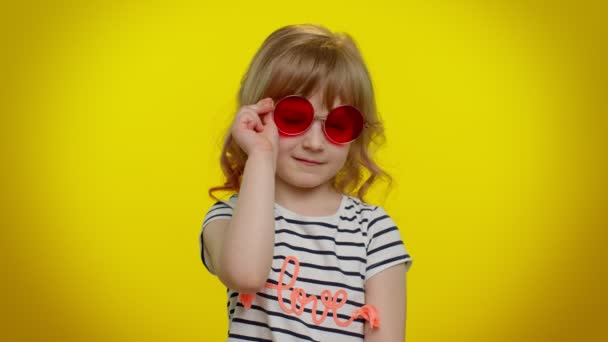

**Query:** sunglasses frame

left=272, top=95, right=369, bottom=145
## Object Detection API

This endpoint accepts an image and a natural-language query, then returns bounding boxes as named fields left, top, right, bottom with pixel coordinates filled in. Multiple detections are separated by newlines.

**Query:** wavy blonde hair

left=209, top=24, right=392, bottom=203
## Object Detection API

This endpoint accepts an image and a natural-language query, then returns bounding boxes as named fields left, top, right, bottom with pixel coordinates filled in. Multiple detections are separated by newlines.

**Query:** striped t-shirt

left=199, top=193, right=413, bottom=341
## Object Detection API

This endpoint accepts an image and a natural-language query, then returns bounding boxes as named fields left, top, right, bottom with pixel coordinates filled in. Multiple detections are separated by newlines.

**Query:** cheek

left=331, top=146, right=351, bottom=167
left=277, top=136, right=299, bottom=155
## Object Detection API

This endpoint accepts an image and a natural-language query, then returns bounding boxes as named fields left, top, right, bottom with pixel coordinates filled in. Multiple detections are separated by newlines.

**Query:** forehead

left=307, top=91, right=344, bottom=110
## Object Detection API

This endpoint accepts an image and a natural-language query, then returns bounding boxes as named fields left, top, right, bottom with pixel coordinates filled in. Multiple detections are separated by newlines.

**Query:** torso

left=226, top=194, right=371, bottom=341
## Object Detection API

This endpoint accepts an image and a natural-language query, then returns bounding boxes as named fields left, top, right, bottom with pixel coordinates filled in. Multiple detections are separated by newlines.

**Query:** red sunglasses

left=272, top=95, right=368, bottom=144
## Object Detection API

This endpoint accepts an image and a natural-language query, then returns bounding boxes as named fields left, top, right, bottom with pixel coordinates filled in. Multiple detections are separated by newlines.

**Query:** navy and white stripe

left=199, top=194, right=413, bottom=341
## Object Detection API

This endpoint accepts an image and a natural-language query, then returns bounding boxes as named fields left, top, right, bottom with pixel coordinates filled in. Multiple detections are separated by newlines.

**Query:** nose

left=302, top=119, right=326, bottom=151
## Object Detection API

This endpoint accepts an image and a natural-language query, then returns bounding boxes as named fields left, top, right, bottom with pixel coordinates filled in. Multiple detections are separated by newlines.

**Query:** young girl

left=199, top=24, right=413, bottom=341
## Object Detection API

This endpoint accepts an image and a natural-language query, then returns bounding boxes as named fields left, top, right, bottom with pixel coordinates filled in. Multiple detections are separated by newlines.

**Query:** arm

left=203, top=152, right=276, bottom=293
left=202, top=98, right=278, bottom=293
left=364, top=263, right=407, bottom=342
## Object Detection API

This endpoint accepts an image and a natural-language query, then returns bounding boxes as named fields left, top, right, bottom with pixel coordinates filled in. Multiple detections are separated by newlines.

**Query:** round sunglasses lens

left=325, top=106, right=364, bottom=143
left=273, top=97, right=313, bottom=135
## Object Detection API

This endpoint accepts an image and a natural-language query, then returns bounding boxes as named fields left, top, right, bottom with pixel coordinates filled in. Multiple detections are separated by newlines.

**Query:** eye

left=282, top=116, right=307, bottom=124
left=325, top=118, right=349, bottom=132
left=327, top=121, right=348, bottom=131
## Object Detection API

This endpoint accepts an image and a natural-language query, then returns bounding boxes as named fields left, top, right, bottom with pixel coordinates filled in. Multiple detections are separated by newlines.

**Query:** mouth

left=294, top=157, right=323, bottom=166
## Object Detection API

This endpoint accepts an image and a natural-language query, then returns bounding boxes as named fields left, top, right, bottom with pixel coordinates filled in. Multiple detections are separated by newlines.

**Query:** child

left=199, top=24, right=413, bottom=341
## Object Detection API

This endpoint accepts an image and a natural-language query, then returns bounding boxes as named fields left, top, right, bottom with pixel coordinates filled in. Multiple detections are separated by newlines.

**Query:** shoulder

left=343, top=195, right=389, bottom=232
left=343, top=195, right=381, bottom=217
left=202, top=194, right=239, bottom=227
left=219, top=193, right=239, bottom=208
left=210, top=193, right=239, bottom=211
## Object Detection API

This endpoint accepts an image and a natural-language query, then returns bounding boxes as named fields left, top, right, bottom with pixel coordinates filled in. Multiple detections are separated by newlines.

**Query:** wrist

left=248, top=150, right=277, bottom=171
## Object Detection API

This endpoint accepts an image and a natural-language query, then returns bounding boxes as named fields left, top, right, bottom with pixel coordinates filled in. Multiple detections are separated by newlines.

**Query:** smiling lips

left=294, top=157, right=323, bottom=165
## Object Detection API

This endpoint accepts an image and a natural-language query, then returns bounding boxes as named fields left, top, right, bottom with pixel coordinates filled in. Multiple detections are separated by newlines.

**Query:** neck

left=274, top=178, right=343, bottom=216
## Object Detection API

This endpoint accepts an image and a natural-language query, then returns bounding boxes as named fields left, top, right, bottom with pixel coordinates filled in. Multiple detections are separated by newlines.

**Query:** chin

left=280, top=173, right=328, bottom=189
left=289, top=178, right=325, bottom=189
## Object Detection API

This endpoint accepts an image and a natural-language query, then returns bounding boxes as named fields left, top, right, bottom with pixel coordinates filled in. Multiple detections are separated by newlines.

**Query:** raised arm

left=202, top=98, right=278, bottom=293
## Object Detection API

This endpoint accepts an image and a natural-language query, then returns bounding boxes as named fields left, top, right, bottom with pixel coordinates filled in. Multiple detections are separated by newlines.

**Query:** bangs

left=263, top=41, right=366, bottom=112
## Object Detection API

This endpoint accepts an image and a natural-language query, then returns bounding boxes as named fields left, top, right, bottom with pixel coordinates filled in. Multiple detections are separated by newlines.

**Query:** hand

left=231, top=97, right=279, bottom=159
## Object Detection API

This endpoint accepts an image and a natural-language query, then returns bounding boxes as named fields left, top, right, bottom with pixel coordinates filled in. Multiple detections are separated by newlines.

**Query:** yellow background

left=1, top=1, right=606, bottom=341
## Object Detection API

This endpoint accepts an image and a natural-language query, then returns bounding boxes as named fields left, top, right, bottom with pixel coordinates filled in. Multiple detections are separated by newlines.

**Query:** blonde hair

left=209, top=24, right=392, bottom=202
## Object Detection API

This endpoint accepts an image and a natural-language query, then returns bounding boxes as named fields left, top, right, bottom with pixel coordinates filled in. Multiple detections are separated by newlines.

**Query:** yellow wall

left=1, top=1, right=606, bottom=341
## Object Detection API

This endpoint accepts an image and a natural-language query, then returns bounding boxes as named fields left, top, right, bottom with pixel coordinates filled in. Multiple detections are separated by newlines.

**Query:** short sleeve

left=198, top=194, right=238, bottom=273
left=365, top=206, right=413, bottom=282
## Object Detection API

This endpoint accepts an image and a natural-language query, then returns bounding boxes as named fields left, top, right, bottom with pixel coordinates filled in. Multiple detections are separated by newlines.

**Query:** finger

left=254, top=121, right=264, bottom=132
left=250, top=113, right=265, bottom=132
left=260, top=113, right=278, bottom=140
left=249, top=97, right=274, bottom=114
left=260, top=111, right=275, bottom=126
left=241, top=116, right=254, bottom=131
left=257, top=97, right=274, bottom=107
left=243, top=112, right=264, bottom=131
